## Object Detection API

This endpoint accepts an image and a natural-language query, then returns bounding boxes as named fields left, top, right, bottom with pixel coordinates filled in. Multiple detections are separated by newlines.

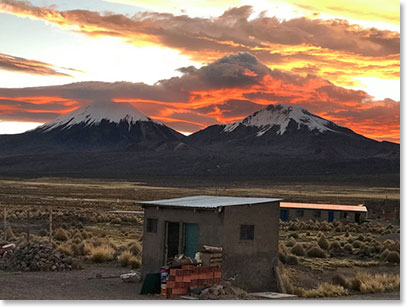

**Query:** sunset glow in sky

left=0, top=0, right=400, bottom=142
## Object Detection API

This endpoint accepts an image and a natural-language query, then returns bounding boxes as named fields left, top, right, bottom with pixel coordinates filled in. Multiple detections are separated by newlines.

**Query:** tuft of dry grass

left=111, top=217, right=122, bottom=225
left=352, top=240, right=362, bottom=248
left=307, top=246, right=326, bottom=258
left=329, top=241, right=341, bottom=250
left=385, top=251, right=400, bottom=264
left=301, top=283, right=348, bottom=298
left=87, top=244, right=115, bottom=263
left=128, top=256, right=141, bottom=269
left=291, top=243, right=306, bottom=256
left=5, top=226, right=16, bottom=240
left=351, top=272, right=400, bottom=293
left=57, top=243, right=73, bottom=256
left=286, top=255, right=299, bottom=265
left=331, top=274, right=351, bottom=289
left=286, top=237, right=296, bottom=247
left=318, top=234, right=329, bottom=250
left=54, top=228, right=69, bottom=241
left=128, top=241, right=142, bottom=256
left=118, top=251, right=135, bottom=267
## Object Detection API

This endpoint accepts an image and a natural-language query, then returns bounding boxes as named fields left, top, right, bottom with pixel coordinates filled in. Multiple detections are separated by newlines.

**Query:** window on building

left=147, top=218, right=158, bottom=233
left=240, top=225, right=255, bottom=240
left=296, top=210, right=304, bottom=217
left=340, top=211, right=348, bottom=219
left=314, top=210, right=321, bottom=218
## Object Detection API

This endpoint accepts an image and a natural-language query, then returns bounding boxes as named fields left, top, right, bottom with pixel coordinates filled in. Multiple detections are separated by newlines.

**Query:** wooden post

left=49, top=210, right=53, bottom=243
left=3, top=208, right=6, bottom=241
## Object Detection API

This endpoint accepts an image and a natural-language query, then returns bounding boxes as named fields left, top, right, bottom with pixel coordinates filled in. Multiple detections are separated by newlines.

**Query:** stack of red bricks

left=165, top=265, right=222, bottom=298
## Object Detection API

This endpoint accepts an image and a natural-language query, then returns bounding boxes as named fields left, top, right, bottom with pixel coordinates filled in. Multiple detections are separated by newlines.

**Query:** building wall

left=222, top=201, right=280, bottom=292
left=282, top=208, right=366, bottom=222
left=141, top=206, right=224, bottom=275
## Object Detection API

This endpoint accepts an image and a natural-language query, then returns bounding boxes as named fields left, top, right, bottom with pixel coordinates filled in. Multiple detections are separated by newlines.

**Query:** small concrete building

left=279, top=202, right=368, bottom=223
left=138, top=195, right=281, bottom=292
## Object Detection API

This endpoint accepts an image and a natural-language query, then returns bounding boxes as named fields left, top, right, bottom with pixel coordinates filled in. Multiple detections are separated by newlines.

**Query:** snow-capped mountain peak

left=41, top=100, right=159, bottom=131
left=223, top=104, right=338, bottom=136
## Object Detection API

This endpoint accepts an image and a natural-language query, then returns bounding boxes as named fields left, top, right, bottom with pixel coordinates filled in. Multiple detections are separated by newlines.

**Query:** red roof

left=280, top=202, right=367, bottom=212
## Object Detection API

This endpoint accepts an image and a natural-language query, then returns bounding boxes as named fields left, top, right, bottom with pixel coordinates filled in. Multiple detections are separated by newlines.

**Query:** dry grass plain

left=0, top=176, right=400, bottom=299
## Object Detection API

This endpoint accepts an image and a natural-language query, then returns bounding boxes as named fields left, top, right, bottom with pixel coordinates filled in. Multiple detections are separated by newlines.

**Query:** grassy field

left=0, top=176, right=400, bottom=299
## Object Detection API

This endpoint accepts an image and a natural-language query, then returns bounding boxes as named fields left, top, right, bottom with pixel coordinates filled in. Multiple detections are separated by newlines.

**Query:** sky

left=0, top=0, right=400, bottom=142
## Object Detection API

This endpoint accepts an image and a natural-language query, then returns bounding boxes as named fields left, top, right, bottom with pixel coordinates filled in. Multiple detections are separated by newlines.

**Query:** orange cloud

left=0, top=1, right=399, bottom=90
left=0, top=53, right=399, bottom=142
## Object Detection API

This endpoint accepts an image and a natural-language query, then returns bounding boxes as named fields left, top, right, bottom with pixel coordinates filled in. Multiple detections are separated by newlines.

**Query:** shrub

left=329, top=241, right=341, bottom=250
left=385, top=251, right=400, bottom=264
left=111, top=217, right=122, bottom=224
left=278, top=252, right=287, bottom=264
left=5, top=226, right=16, bottom=240
left=278, top=243, right=289, bottom=264
left=307, top=246, right=326, bottom=258
left=57, top=243, right=73, bottom=256
left=381, top=248, right=390, bottom=260
left=318, top=235, right=329, bottom=250
left=72, top=243, right=85, bottom=256
left=351, top=272, right=400, bottom=293
left=286, top=255, right=299, bottom=265
left=128, top=256, right=141, bottom=269
left=54, top=228, right=69, bottom=241
left=301, top=283, right=348, bottom=298
left=291, top=243, right=306, bottom=256
left=288, top=232, right=299, bottom=239
left=128, top=241, right=142, bottom=256
left=357, top=235, right=365, bottom=242
left=87, top=245, right=115, bottom=263
left=72, top=232, right=83, bottom=241
left=285, top=237, right=296, bottom=247
left=332, top=274, right=351, bottom=289
left=352, top=240, right=362, bottom=248
left=118, top=251, right=133, bottom=267
left=288, top=223, right=298, bottom=231
left=81, top=231, right=89, bottom=239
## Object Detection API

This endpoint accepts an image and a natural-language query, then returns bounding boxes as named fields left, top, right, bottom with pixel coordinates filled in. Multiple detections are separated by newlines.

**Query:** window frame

left=240, top=224, right=255, bottom=241
left=147, top=218, right=158, bottom=233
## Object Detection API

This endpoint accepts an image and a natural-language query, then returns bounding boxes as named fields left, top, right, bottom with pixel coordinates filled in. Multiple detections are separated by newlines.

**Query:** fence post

left=49, top=210, right=53, bottom=243
left=3, top=208, right=6, bottom=241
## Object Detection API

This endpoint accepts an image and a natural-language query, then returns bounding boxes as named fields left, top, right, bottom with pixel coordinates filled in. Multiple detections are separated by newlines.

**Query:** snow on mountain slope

left=223, top=104, right=338, bottom=136
left=41, top=100, right=160, bottom=131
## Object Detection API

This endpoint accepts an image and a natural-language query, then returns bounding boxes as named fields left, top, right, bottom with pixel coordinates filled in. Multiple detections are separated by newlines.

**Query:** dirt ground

left=0, top=264, right=399, bottom=300
left=0, top=264, right=151, bottom=300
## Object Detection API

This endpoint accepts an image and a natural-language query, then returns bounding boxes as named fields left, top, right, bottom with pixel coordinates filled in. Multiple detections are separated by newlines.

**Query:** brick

left=175, top=276, right=183, bottom=282
left=169, top=269, right=178, bottom=276
left=175, top=269, right=183, bottom=276
left=167, top=281, right=175, bottom=288
left=214, top=272, right=221, bottom=278
left=182, top=265, right=195, bottom=270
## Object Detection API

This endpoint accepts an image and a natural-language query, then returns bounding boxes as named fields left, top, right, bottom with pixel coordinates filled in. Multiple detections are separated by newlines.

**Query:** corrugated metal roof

left=280, top=202, right=367, bottom=212
left=138, top=195, right=281, bottom=209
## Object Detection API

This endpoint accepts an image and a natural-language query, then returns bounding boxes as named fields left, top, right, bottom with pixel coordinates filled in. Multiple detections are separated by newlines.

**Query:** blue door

left=280, top=209, right=289, bottom=221
left=328, top=211, right=334, bottom=222
left=184, top=223, right=199, bottom=258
